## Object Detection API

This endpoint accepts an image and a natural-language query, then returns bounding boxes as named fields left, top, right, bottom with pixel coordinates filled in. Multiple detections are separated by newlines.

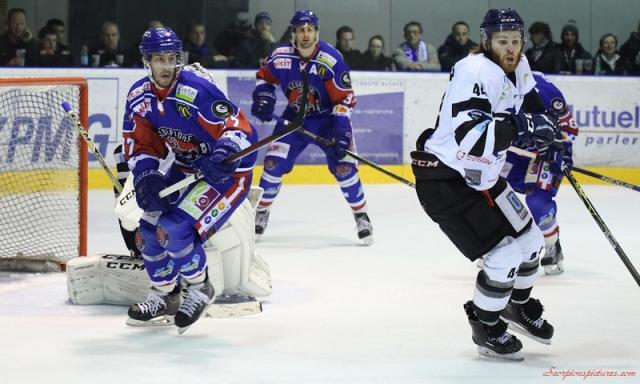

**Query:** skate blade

left=361, top=236, right=374, bottom=246
left=543, top=263, right=564, bottom=275
left=502, top=321, right=552, bottom=345
left=126, top=315, right=174, bottom=327
left=206, top=300, right=263, bottom=318
left=177, top=302, right=215, bottom=335
left=477, top=346, right=524, bottom=361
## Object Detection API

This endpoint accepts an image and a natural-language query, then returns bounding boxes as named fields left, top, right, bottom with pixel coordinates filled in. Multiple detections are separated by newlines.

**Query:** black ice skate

left=464, top=301, right=524, bottom=361
left=175, top=275, right=215, bottom=334
left=541, top=239, right=564, bottom=275
left=255, top=209, right=270, bottom=239
left=501, top=298, right=554, bottom=345
left=126, top=286, right=180, bottom=326
left=354, top=212, right=373, bottom=245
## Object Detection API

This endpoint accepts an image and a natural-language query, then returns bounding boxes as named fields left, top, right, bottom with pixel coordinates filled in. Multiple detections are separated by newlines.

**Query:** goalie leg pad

left=67, top=254, right=150, bottom=305
left=204, top=198, right=272, bottom=298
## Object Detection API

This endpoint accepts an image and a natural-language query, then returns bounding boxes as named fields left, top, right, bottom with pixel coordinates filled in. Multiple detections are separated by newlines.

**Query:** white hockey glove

left=114, top=175, right=143, bottom=231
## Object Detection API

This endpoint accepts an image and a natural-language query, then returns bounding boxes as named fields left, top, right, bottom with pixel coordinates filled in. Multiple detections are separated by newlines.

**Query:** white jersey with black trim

left=424, top=53, right=536, bottom=190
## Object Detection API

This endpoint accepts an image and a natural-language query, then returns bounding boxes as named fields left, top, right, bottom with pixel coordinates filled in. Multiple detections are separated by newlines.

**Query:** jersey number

left=472, top=83, right=486, bottom=96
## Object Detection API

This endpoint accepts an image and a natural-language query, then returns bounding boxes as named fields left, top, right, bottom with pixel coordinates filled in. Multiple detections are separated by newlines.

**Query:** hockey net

left=0, top=78, right=88, bottom=272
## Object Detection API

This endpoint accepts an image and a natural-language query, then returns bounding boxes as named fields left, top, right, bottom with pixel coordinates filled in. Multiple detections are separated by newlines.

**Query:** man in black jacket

left=437, top=21, right=477, bottom=73
left=233, top=12, right=277, bottom=68
left=620, top=20, right=640, bottom=75
left=525, top=22, right=557, bottom=73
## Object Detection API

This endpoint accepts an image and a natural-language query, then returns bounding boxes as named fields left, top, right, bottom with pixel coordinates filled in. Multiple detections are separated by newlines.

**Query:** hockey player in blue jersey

left=503, top=72, right=578, bottom=275
left=250, top=9, right=373, bottom=245
left=122, top=27, right=258, bottom=332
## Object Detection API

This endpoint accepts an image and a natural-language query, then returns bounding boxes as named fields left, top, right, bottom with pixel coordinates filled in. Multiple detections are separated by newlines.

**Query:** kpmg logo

left=0, top=114, right=75, bottom=165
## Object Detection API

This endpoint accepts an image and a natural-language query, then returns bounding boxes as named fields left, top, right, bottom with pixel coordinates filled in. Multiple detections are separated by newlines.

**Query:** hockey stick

left=563, top=168, right=640, bottom=287
left=569, top=167, right=640, bottom=192
left=273, top=116, right=416, bottom=188
left=158, top=67, right=310, bottom=198
left=62, top=101, right=123, bottom=193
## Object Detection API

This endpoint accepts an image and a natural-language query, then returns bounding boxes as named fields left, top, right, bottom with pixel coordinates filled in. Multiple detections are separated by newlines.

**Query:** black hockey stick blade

left=563, top=168, right=640, bottom=287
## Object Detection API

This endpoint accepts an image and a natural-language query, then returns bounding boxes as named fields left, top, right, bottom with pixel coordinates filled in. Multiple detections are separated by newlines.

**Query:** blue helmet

left=139, top=27, right=182, bottom=56
left=480, top=8, right=524, bottom=42
left=290, top=10, right=319, bottom=29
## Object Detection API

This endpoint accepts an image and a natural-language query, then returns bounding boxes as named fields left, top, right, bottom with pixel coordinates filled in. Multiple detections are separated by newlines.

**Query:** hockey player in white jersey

left=411, top=8, right=559, bottom=360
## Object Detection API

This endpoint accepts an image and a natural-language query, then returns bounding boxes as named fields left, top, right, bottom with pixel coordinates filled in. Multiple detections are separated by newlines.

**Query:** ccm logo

left=119, top=190, right=135, bottom=206
left=412, top=159, right=439, bottom=167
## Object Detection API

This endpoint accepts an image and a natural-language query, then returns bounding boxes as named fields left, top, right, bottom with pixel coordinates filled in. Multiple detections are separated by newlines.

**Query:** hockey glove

left=251, top=84, right=276, bottom=122
left=198, top=137, right=241, bottom=185
left=333, top=115, right=352, bottom=159
left=133, top=169, right=170, bottom=212
left=513, top=112, right=560, bottom=149
left=560, top=141, right=574, bottom=170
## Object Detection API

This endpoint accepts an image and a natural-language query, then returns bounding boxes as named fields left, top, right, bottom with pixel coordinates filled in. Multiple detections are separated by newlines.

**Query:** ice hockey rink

left=1, top=183, right=639, bottom=384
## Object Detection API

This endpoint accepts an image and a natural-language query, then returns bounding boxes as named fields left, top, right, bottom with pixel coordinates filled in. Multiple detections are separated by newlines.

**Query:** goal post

left=0, top=77, right=88, bottom=272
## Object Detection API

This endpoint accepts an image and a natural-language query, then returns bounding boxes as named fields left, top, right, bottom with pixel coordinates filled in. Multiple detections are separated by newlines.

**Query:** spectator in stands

left=437, top=21, right=477, bottom=73
left=36, top=26, right=71, bottom=67
left=214, top=12, right=252, bottom=63
left=620, top=20, right=640, bottom=75
left=234, top=11, right=277, bottom=68
left=335, top=25, right=364, bottom=69
left=392, top=21, right=440, bottom=71
left=45, top=18, right=72, bottom=61
left=552, top=22, right=593, bottom=74
left=89, top=21, right=133, bottom=67
left=0, top=8, right=38, bottom=66
left=183, top=21, right=228, bottom=68
left=593, top=33, right=628, bottom=75
left=525, top=21, right=557, bottom=73
left=361, top=34, right=392, bottom=71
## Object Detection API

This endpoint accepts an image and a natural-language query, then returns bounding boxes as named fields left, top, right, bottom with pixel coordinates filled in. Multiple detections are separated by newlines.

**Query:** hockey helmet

left=290, top=10, right=319, bottom=29
left=480, top=8, right=524, bottom=42
left=139, top=27, right=182, bottom=56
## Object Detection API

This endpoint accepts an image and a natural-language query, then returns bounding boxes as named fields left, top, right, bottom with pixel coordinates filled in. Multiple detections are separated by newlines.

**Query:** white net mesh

left=0, top=82, right=84, bottom=271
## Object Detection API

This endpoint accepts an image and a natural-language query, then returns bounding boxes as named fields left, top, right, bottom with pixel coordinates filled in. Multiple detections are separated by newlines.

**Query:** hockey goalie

left=66, top=143, right=271, bottom=321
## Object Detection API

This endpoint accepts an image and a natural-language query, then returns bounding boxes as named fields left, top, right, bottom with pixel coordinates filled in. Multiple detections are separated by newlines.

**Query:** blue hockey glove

left=561, top=141, right=574, bottom=170
left=333, top=115, right=352, bottom=159
left=197, top=137, right=241, bottom=185
left=133, top=169, right=170, bottom=212
left=513, top=112, right=560, bottom=149
left=251, top=84, right=276, bottom=122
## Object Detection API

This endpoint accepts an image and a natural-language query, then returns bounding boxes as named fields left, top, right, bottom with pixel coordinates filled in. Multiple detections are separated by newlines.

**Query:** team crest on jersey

left=551, top=97, right=566, bottom=113
left=286, top=82, right=321, bottom=113
left=157, top=127, right=210, bottom=162
left=274, top=57, right=291, bottom=69
left=212, top=100, right=233, bottom=118
left=177, top=103, right=192, bottom=118
left=316, top=51, right=337, bottom=68
left=176, top=83, right=199, bottom=103
left=340, top=72, right=351, bottom=87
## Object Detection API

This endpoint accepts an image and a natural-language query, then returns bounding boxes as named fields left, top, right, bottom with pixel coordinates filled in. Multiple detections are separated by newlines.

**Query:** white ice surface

left=1, top=184, right=639, bottom=384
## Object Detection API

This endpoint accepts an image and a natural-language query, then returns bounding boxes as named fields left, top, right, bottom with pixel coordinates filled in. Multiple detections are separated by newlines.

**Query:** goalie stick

left=158, top=65, right=310, bottom=198
left=273, top=116, right=417, bottom=189
left=61, top=101, right=123, bottom=193
left=563, top=168, right=640, bottom=287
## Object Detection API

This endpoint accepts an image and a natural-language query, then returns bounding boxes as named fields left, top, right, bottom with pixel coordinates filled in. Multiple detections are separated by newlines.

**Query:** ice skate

left=175, top=275, right=215, bottom=334
left=501, top=298, right=554, bottom=345
left=354, top=212, right=373, bottom=245
left=541, top=239, right=564, bottom=275
left=255, top=209, right=270, bottom=240
left=464, top=301, right=524, bottom=361
left=126, top=286, right=180, bottom=326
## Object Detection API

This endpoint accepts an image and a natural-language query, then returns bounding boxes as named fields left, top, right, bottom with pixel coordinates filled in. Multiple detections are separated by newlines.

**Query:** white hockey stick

left=507, top=146, right=536, bottom=159
left=62, top=101, right=123, bottom=193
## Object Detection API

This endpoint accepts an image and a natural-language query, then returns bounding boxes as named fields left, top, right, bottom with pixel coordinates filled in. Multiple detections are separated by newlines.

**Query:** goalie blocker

left=67, top=183, right=271, bottom=318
